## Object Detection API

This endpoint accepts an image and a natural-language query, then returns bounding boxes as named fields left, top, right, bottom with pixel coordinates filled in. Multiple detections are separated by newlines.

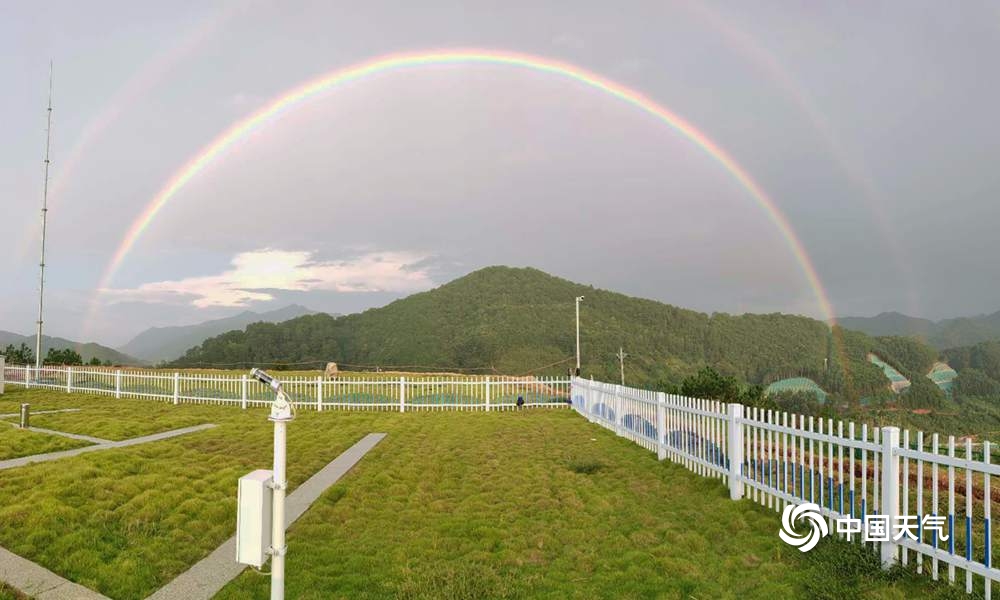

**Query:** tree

left=3, top=343, right=34, bottom=365
left=88, top=356, right=102, bottom=366
left=681, top=367, right=741, bottom=403
left=44, top=347, right=83, bottom=365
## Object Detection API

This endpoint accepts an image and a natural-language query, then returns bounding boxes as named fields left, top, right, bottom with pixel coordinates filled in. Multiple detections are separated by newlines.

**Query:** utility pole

left=575, top=296, right=584, bottom=376
left=35, top=62, right=53, bottom=374
left=616, top=346, right=627, bottom=386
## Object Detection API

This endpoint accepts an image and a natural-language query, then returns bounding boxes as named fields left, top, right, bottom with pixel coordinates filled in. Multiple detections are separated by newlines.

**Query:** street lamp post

left=575, top=296, right=584, bottom=376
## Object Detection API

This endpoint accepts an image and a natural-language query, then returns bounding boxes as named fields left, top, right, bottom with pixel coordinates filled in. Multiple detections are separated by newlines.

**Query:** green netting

left=867, top=353, right=910, bottom=384
left=764, top=377, right=829, bottom=404
left=926, top=362, right=957, bottom=393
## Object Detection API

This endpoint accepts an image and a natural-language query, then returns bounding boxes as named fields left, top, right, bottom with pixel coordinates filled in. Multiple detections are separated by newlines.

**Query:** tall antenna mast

left=35, top=61, right=53, bottom=372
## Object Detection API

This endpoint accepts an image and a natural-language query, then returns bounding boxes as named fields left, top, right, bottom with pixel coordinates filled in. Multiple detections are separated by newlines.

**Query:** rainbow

left=93, top=49, right=835, bottom=323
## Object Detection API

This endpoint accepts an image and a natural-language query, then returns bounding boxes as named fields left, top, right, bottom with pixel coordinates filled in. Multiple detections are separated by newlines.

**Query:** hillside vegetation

left=839, top=310, right=1000, bottom=349
left=171, top=267, right=948, bottom=405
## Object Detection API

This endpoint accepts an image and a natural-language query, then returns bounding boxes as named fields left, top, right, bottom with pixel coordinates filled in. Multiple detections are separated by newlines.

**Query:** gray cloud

left=2, top=0, right=999, bottom=347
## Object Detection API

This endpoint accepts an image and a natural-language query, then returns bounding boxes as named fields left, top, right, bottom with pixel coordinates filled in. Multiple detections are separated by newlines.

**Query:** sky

left=3, top=1, right=1000, bottom=347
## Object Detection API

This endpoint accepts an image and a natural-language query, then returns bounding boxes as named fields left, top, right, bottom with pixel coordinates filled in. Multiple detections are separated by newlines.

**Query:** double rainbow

left=93, top=49, right=834, bottom=323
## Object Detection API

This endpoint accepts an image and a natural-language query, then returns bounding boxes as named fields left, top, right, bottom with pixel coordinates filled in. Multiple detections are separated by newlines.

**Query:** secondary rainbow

left=93, top=49, right=836, bottom=323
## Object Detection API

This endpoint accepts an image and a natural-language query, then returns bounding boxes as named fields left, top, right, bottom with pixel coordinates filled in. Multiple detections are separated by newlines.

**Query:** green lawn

left=0, top=423, right=92, bottom=460
left=0, top=387, right=977, bottom=599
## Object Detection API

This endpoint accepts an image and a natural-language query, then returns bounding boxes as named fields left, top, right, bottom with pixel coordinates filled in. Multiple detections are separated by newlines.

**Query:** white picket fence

left=572, top=377, right=999, bottom=598
left=0, top=363, right=570, bottom=411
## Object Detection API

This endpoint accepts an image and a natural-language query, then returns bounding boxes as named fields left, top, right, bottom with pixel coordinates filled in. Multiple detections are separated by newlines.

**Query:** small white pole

left=399, top=376, right=406, bottom=413
left=241, top=375, right=248, bottom=409
left=0, top=354, right=5, bottom=395
left=115, top=369, right=122, bottom=399
left=881, top=426, right=901, bottom=568
left=575, top=296, right=584, bottom=375
left=485, top=376, right=491, bottom=411
left=271, top=416, right=289, bottom=600
left=727, top=403, right=745, bottom=500
left=656, top=392, right=667, bottom=461
left=66, top=366, right=72, bottom=393
left=316, top=376, right=322, bottom=411
left=614, top=385, right=624, bottom=436
left=173, top=372, right=180, bottom=405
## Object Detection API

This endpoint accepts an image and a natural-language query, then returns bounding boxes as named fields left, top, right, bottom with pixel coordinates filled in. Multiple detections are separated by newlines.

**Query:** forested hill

left=170, top=266, right=936, bottom=399
left=839, top=311, right=1000, bottom=349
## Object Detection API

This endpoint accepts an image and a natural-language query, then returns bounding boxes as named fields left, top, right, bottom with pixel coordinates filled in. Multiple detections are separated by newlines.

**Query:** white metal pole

left=575, top=296, right=583, bottom=375
left=271, top=416, right=287, bottom=600
left=880, top=426, right=901, bottom=568
left=727, top=403, right=745, bottom=500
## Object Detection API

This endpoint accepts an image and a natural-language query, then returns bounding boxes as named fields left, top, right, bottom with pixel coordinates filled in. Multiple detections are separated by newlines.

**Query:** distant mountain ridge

left=0, top=331, right=138, bottom=365
left=170, top=266, right=942, bottom=403
left=839, top=310, right=1000, bottom=349
left=119, top=304, right=317, bottom=363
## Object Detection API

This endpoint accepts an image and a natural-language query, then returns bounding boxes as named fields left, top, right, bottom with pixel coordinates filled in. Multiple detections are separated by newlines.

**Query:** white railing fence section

left=571, top=377, right=998, bottom=598
left=0, top=364, right=570, bottom=412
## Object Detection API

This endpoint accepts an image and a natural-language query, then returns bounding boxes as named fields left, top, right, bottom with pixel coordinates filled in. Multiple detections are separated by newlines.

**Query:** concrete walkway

left=4, top=421, right=112, bottom=444
left=0, top=408, right=81, bottom=418
left=147, top=432, right=386, bottom=600
left=0, top=424, right=217, bottom=471
left=0, top=545, right=111, bottom=600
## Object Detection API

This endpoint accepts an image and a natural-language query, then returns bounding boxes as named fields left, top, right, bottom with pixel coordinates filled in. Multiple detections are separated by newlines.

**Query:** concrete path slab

left=0, top=408, right=82, bottom=418
left=0, top=545, right=111, bottom=600
left=0, top=424, right=217, bottom=471
left=3, top=421, right=111, bottom=445
left=147, top=432, right=386, bottom=600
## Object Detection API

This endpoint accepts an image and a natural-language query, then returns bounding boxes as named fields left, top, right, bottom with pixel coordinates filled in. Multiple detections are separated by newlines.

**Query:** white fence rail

left=572, top=377, right=999, bottom=598
left=1, top=364, right=570, bottom=412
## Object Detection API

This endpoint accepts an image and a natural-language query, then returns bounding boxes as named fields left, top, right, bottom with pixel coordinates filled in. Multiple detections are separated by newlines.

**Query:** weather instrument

left=236, top=368, right=295, bottom=600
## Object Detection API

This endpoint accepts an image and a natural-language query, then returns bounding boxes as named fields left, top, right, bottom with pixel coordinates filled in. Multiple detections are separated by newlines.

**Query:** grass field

left=0, top=423, right=91, bottom=460
left=0, top=387, right=977, bottom=599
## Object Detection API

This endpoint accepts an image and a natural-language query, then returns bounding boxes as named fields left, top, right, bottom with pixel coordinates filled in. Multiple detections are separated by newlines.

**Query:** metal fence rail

left=571, top=377, right=999, bottom=598
left=1, top=364, right=570, bottom=412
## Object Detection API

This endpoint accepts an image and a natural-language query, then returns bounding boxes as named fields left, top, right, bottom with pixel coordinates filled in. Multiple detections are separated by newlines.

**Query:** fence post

left=115, top=369, right=122, bottom=399
left=880, top=426, right=901, bottom=568
left=615, top=385, right=624, bottom=436
left=400, top=376, right=406, bottom=413
left=485, top=376, right=491, bottom=412
left=316, top=376, right=323, bottom=411
left=241, top=374, right=248, bottom=409
left=727, top=403, right=745, bottom=501
left=173, top=372, right=180, bottom=405
left=67, top=366, right=73, bottom=393
left=0, top=355, right=5, bottom=395
left=656, top=392, right=667, bottom=461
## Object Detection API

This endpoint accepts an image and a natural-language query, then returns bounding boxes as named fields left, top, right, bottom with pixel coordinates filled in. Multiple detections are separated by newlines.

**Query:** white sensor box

left=236, top=469, right=273, bottom=567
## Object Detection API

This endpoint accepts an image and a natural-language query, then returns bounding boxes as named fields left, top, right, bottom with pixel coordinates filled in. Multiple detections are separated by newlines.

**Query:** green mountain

left=170, top=266, right=946, bottom=403
left=0, top=331, right=139, bottom=365
left=119, top=304, right=317, bottom=363
left=839, top=310, right=1000, bottom=349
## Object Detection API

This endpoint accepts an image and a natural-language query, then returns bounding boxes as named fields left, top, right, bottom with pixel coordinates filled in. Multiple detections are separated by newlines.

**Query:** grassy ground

left=0, top=387, right=981, bottom=599
left=0, top=423, right=91, bottom=460
left=1, top=390, right=214, bottom=441
left=0, top=582, right=29, bottom=600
